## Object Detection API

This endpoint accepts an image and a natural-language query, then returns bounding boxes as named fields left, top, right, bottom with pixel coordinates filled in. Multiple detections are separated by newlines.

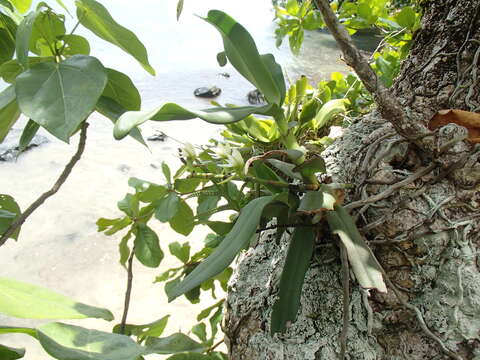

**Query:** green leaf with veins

left=75, top=0, right=155, bottom=75
left=103, top=68, right=140, bottom=111
left=15, top=55, right=107, bottom=142
left=134, top=224, right=163, bottom=268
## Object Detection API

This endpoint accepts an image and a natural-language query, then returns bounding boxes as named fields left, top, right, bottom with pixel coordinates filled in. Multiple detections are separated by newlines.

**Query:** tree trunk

left=223, top=1, right=480, bottom=359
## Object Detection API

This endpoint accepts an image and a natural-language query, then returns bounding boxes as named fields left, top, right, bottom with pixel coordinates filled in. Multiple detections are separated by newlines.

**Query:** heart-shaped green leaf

left=0, top=277, right=114, bottom=320
left=75, top=0, right=154, bottom=75
left=15, top=55, right=107, bottom=142
left=37, top=322, right=145, bottom=360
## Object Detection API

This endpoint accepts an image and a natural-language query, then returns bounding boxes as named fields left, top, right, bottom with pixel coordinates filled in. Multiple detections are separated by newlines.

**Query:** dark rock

left=0, top=128, right=49, bottom=162
left=247, top=89, right=266, bottom=105
left=147, top=131, right=167, bottom=142
left=194, top=86, right=221, bottom=98
left=218, top=72, right=230, bottom=78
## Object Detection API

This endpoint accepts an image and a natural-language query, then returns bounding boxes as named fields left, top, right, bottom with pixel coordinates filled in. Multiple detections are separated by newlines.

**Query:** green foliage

left=0, top=194, right=21, bottom=240
left=0, top=277, right=114, bottom=320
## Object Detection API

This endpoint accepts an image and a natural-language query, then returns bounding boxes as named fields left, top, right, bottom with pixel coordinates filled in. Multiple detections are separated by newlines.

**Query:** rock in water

left=0, top=128, right=49, bottom=162
left=147, top=131, right=167, bottom=142
left=194, top=86, right=221, bottom=98
left=247, top=89, right=265, bottom=105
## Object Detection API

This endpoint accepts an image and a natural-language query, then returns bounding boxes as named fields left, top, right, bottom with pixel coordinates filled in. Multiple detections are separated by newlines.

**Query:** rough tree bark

left=223, top=1, right=480, bottom=359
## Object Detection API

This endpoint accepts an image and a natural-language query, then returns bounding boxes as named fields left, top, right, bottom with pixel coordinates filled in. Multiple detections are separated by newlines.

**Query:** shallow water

left=0, top=1, right=373, bottom=358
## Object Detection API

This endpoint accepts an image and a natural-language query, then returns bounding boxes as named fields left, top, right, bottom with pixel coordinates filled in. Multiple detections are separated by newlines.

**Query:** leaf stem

left=0, top=122, right=89, bottom=247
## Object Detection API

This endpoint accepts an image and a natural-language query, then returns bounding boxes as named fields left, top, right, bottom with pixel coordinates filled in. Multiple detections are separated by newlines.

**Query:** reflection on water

left=0, top=1, right=375, bottom=358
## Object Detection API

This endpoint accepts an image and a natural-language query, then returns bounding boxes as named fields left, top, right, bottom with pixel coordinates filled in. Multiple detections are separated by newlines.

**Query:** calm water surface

left=0, top=1, right=356, bottom=358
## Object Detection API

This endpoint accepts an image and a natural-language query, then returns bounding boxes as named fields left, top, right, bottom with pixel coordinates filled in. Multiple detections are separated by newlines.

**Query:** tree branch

left=0, top=122, right=89, bottom=247
left=314, top=0, right=431, bottom=150
left=120, top=247, right=135, bottom=335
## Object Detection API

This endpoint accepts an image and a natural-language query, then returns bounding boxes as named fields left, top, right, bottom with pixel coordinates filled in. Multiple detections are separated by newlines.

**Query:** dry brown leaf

left=428, top=109, right=480, bottom=143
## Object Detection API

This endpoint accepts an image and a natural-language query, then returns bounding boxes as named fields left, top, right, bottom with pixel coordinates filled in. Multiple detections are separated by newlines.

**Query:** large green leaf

left=0, top=277, right=114, bottom=320
left=75, top=0, right=154, bottom=75
left=114, top=103, right=271, bottom=140
left=312, top=99, right=348, bottom=130
left=102, top=68, right=140, bottom=111
left=29, top=10, right=66, bottom=56
left=0, top=344, right=25, bottom=360
left=0, top=194, right=21, bottom=240
left=15, top=55, right=107, bottom=142
left=37, top=322, right=145, bottom=360
left=168, top=195, right=277, bottom=302
left=145, top=333, right=206, bottom=355
left=95, top=96, right=146, bottom=146
left=0, top=57, right=53, bottom=83
left=271, top=227, right=315, bottom=334
left=0, top=85, right=21, bottom=143
left=15, top=10, right=40, bottom=68
left=202, top=10, right=285, bottom=105
left=112, top=315, right=169, bottom=339
left=134, top=224, right=163, bottom=268
left=155, top=192, right=180, bottom=223
left=326, top=205, right=387, bottom=293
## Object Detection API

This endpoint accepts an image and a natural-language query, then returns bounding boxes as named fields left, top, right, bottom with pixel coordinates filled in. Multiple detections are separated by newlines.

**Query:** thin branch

left=207, top=339, right=224, bottom=354
left=0, top=122, right=89, bottom=247
left=120, top=247, right=135, bottom=335
left=314, top=0, right=431, bottom=149
left=339, top=242, right=350, bottom=360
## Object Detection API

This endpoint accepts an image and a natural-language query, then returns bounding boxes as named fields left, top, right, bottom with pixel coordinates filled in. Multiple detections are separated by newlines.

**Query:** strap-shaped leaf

left=0, top=85, right=20, bottom=143
left=15, top=55, right=107, bottom=142
left=0, top=327, right=37, bottom=337
left=75, top=0, right=155, bottom=75
left=270, top=226, right=315, bottom=334
left=168, top=195, right=277, bottom=302
left=202, top=10, right=285, bottom=106
left=326, top=205, right=387, bottom=293
left=114, top=103, right=272, bottom=140
left=18, top=119, right=39, bottom=152
left=37, top=322, right=145, bottom=360
left=0, top=277, right=114, bottom=320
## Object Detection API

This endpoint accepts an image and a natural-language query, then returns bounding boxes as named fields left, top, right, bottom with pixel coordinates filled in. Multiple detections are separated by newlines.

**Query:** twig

left=313, top=0, right=431, bottom=150
left=339, top=242, right=350, bottom=360
left=207, top=339, right=225, bottom=353
left=345, top=164, right=436, bottom=211
left=0, top=122, right=89, bottom=247
left=120, top=247, right=135, bottom=335
left=386, top=278, right=463, bottom=360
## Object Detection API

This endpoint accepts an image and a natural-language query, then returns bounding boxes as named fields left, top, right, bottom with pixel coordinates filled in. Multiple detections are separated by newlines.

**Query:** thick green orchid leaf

left=271, top=226, right=315, bottom=334
left=37, top=322, right=145, bottom=360
left=15, top=55, right=107, bottom=142
left=326, top=205, right=387, bottom=293
left=168, top=195, right=277, bottom=302
left=0, top=277, right=114, bottom=320
left=114, top=103, right=271, bottom=140
left=202, top=10, right=285, bottom=106
left=0, top=327, right=37, bottom=338
left=75, top=0, right=154, bottom=75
